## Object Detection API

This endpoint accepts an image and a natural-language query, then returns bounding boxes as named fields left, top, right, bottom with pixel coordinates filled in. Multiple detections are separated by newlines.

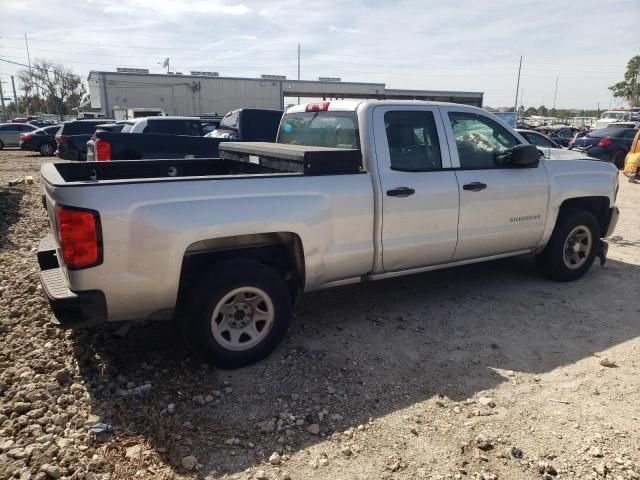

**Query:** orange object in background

left=623, top=129, right=640, bottom=179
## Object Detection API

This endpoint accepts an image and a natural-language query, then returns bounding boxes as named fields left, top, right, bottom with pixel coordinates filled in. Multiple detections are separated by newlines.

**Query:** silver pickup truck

left=38, top=100, right=620, bottom=367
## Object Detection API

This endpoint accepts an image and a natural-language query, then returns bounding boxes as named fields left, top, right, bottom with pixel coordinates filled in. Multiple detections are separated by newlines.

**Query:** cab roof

left=286, top=99, right=482, bottom=114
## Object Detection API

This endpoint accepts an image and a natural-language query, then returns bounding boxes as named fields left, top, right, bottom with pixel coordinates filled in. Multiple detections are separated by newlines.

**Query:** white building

left=88, top=71, right=484, bottom=118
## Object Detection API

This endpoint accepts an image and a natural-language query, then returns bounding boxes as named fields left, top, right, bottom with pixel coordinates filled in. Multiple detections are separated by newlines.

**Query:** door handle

left=386, top=187, right=415, bottom=197
left=462, top=182, right=487, bottom=192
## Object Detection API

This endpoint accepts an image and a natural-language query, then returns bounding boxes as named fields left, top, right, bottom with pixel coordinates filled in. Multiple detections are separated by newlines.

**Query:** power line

left=0, top=36, right=629, bottom=68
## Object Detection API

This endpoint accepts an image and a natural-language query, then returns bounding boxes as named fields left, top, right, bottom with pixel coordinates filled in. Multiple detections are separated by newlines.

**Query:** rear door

left=373, top=105, right=460, bottom=271
left=441, top=106, right=549, bottom=260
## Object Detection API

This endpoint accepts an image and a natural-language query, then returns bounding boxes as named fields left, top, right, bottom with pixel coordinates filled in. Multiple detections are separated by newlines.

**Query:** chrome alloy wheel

left=562, top=225, right=592, bottom=270
left=210, top=287, right=274, bottom=351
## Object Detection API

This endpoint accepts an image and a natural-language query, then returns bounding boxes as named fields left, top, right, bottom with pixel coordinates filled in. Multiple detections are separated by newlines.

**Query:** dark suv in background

left=56, top=119, right=114, bottom=161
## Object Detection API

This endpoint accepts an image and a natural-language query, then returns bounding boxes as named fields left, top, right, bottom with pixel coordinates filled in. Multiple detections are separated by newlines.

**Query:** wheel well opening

left=177, top=233, right=305, bottom=309
left=559, top=196, right=610, bottom=234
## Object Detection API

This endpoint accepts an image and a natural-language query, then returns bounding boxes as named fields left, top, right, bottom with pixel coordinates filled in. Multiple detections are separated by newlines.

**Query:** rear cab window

left=278, top=111, right=359, bottom=149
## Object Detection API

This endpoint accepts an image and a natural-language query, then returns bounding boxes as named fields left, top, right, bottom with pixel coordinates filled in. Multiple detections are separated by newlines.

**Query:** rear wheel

left=536, top=208, right=600, bottom=281
left=181, top=259, right=292, bottom=368
left=612, top=151, right=625, bottom=169
left=39, top=143, right=55, bottom=156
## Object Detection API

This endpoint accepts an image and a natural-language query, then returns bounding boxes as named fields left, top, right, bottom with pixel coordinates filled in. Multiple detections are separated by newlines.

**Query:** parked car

left=11, top=116, right=38, bottom=124
left=86, top=109, right=282, bottom=161
left=569, top=127, right=638, bottom=168
left=547, top=127, right=580, bottom=147
left=593, top=111, right=634, bottom=130
left=19, top=125, right=61, bottom=156
left=0, top=122, right=38, bottom=149
left=55, top=119, right=114, bottom=161
left=607, top=121, right=640, bottom=129
left=515, top=129, right=586, bottom=160
left=38, top=100, right=619, bottom=368
left=28, top=120, right=59, bottom=129
left=207, top=108, right=283, bottom=141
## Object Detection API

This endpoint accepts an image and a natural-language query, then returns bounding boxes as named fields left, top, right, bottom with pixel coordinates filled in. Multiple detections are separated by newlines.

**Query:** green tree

left=609, top=55, right=640, bottom=107
left=18, top=59, right=85, bottom=120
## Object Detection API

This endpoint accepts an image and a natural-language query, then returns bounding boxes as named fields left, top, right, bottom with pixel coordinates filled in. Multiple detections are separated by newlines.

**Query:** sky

left=0, top=0, right=638, bottom=110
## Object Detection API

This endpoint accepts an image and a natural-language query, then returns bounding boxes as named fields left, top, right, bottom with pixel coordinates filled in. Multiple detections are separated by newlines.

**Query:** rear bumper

left=38, top=235, right=106, bottom=329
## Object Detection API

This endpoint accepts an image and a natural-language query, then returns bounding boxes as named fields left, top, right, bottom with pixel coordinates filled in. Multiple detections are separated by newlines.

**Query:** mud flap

left=597, top=240, right=609, bottom=266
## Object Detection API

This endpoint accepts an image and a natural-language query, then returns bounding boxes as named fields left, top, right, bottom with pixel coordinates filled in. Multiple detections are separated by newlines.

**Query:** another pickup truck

left=86, top=110, right=282, bottom=162
left=38, top=100, right=620, bottom=368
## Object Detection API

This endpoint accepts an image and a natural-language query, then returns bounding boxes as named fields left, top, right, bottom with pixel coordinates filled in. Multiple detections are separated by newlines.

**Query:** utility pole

left=0, top=80, right=6, bottom=113
left=297, top=43, right=301, bottom=105
left=513, top=56, right=522, bottom=119
left=11, top=76, right=20, bottom=115
left=552, top=76, right=558, bottom=110
left=24, top=33, right=33, bottom=115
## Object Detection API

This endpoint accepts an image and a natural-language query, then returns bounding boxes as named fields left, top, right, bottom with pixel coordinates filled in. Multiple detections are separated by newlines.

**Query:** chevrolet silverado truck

left=38, top=100, right=620, bottom=368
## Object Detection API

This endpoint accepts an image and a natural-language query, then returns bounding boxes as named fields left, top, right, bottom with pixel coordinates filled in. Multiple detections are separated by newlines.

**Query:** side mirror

left=509, top=144, right=540, bottom=166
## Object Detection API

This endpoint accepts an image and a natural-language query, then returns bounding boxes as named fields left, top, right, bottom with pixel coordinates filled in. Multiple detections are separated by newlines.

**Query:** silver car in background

left=0, top=123, right=38, bottom=149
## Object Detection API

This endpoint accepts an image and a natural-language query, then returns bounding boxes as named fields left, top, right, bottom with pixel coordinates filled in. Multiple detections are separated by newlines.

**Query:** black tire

left=536, top=208, right=600, bottom=282
left=39, top=143, right=55, bottom=156
left=612, top=151, right=626, bottom=169
left=181, top=259, right=292, bottom=368
left=0, top=140, right=4, bottom=150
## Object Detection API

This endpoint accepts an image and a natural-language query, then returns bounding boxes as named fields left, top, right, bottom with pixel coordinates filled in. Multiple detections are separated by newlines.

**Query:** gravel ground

left=1, top=148, right=639, bottom=480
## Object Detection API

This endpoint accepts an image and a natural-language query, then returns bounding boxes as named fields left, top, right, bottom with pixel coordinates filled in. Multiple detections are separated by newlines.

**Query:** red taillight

left=20, top=133, right=33, bottom=141
left=95, top=139, right=111, bottom=161
left=597, top=137, right=612, bottom=148
left=56, top=136, right=68, bottom=145
left=55, top=206, right=101, bottom=269
left=305, top=102, right=330, bottom=112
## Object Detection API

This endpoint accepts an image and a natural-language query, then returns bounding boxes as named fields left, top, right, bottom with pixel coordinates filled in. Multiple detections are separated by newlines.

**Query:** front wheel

left=536, top=208, right=600, bottom=281
left=181, top=259, right=292, bottom=368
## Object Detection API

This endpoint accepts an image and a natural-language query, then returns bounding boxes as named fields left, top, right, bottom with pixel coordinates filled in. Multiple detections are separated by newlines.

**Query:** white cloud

left=103, top=0, right=251, bottom=15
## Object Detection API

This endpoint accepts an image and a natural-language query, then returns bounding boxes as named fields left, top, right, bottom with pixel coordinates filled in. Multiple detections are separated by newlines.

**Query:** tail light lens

left=95, top=139, right=111, bottom=161
left=20, top=133, right=33, bottom=141
left=597, top=137, right=612, bottom=148
left=55, top=136, right=68, bottom=145
left=305, top=102, right=330, bottom=112
left=55, top=206, right=102, bottom=269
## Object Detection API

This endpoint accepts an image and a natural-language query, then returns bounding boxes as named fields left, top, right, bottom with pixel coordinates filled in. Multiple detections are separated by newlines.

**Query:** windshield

left=278, top=111, right=359, bottom=149
left=601, top=112, right=625, bottom=120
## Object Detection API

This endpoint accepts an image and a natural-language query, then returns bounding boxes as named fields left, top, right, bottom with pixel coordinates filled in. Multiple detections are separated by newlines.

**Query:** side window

left=384, top=111, right=442, bottom=171
left=449, top=112, right=518, bottom=169
left=524, top=132, right=553, bottom=148
left=623, top=130, right=639, bottom=139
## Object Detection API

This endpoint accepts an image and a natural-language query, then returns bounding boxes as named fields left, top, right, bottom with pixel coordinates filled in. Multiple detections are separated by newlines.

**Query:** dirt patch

left=0, top=148, right=638, bottom=480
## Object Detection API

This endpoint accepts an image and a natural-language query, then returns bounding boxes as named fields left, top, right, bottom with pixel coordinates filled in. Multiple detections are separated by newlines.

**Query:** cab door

left=373, top=105, right=460, bottom=272
left=440, top=106, right=549, bottom=261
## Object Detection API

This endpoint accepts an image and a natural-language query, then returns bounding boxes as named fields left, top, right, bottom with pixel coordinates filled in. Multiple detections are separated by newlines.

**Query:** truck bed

left=44, top=143, right=364, bottom=185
